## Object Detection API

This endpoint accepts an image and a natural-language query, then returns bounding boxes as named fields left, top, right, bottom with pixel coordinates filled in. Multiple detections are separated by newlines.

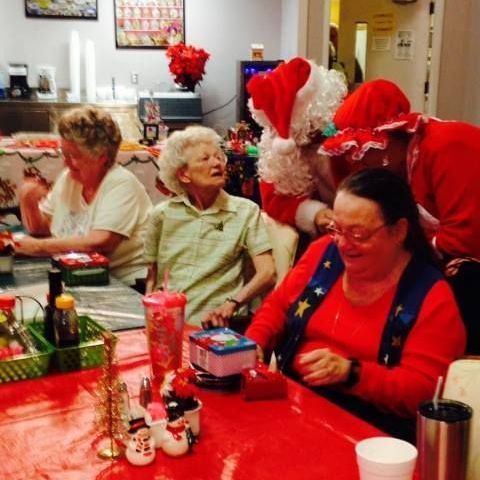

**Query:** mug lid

left=142, top=290, right=187, bottom=309
left=418, top=399, right=473, bottom=423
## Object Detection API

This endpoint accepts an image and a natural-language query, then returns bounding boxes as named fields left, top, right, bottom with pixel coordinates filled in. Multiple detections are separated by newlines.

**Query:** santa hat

left=246, top=57, right=347, bottom=196
left=319, top=79, right=424, bottom=162
left=248, top=57, right=318, bottom=154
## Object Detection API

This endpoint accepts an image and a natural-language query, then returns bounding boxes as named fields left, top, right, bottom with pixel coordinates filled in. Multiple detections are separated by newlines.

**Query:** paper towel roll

left=69, top=30, right=80, bottom=101
left=85, top=39, right=96, bottom=103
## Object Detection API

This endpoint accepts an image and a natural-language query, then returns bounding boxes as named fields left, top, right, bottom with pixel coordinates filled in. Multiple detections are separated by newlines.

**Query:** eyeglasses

left=326, top=222, right=387, bottom=243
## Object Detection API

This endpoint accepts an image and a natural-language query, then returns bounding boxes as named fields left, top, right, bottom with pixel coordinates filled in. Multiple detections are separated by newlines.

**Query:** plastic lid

left=0, top=294, right=16, bottom=309
left=55, top=294, right=75, bottom=310
left=142, top=290, right=187, bottom=309
left=419, top=399, right=473, bottom=423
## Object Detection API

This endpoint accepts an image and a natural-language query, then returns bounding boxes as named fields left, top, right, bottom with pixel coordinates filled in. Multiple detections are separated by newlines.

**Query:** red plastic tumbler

left=142, top=290, right=187, bottom=382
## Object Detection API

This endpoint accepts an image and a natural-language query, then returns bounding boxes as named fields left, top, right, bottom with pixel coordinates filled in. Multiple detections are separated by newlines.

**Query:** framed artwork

left=25, top=1, right=98, bottom=19
left=114, top=0, right=185, bottom=49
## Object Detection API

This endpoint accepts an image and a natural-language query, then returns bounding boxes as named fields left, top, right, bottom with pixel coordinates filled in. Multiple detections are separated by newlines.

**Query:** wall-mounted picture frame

left=25, top=1, right=98, bottom=19
left=114, top=0, right=185, bottom=49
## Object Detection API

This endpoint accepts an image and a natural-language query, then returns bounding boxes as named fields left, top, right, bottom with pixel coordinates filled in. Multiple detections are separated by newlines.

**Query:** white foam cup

left=355, top=436, right=417, bottom=480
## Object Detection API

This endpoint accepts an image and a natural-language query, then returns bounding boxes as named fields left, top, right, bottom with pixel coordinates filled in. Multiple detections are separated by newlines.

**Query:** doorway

left=324, top=0, right=443, bottom=114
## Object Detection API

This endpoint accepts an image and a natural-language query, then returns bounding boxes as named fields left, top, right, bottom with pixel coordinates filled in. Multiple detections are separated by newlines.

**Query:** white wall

left=281, top=0, right=300, bottom=60
left=339, top=0, right=431, bottom=111
left=0, top=0, right=283, bottom=130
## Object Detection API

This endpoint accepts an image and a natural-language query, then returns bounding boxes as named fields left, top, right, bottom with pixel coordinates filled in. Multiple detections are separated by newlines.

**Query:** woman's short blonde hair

left=159, top=125, right=223, bottom=195
left=57, top=106, right=122, bottom=167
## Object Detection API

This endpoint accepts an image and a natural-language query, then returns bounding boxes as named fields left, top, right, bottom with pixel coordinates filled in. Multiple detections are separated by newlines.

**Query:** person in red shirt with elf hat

left=249, top=72, right=480, bottom=354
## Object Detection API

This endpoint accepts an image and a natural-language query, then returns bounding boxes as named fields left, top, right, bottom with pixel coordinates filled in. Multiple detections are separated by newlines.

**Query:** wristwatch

left=225, top=297, right=241, bottom=311
left=345, top=358, right=361, bottom=387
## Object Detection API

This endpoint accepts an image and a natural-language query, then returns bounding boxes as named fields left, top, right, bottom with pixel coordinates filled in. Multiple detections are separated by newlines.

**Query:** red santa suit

left=247, top=57, right=347, bottom=237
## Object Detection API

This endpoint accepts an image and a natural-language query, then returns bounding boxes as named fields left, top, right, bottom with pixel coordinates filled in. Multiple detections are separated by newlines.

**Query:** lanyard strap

left=378, top=256, right=443, bottom=366
left=277, top=242, right=344, bottom=372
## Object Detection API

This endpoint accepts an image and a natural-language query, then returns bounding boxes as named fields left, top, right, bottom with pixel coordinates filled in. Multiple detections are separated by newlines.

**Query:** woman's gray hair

left=159, top=125, right=223, bottom=195
left=57, top=106, right=122, bottom=167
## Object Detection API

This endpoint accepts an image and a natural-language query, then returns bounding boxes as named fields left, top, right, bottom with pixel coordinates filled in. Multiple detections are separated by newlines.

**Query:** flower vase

left=174, top=82, right=196, bottom=93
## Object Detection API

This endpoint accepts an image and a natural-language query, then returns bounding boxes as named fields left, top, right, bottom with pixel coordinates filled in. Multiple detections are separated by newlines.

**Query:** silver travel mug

left=417, top=399, right=472, bottom=480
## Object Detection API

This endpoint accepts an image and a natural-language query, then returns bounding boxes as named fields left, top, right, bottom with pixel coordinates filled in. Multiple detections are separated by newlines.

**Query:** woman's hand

left=256, top=344, right=264, bottom=363
left=15, top=236, right=43, bottom=256
left=298, top=348, right=351, bottom=386
left=314, top=208, right=334, bottom=235
left=18, top=178, right=51, bottom=236
left=201, top=301, right=237, bottom=329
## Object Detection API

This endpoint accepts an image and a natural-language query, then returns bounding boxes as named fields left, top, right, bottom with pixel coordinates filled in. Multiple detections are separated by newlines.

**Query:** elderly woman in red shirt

left=246, top=168, right=465, bottom=440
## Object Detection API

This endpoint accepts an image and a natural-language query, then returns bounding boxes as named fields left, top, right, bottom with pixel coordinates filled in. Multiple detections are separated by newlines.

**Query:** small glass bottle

left=44, top=268, right=63, bottom=345
left=53, top=294, right=80, bottom=348
left=0, top=294, right=37, bottom=357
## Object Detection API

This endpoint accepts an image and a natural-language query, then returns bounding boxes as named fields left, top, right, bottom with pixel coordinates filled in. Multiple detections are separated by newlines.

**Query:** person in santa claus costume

left=250, top=74, right=480, bottom=354
left=247, top=56, right=347, bottom=237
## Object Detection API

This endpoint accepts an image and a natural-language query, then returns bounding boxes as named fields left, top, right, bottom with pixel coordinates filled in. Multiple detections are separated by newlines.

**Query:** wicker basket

left=29, top=316, right=111, bottom=372
left=0, top=327, right=54, bottom=383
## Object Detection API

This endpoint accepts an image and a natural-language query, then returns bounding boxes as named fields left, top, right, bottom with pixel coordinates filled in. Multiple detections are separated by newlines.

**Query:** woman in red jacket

left=246, top=168, right=465, bottom=440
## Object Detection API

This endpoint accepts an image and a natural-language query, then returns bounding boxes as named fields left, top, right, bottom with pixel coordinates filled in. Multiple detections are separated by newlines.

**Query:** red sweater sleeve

left=350, top=280, right=466, bottom=417
left=260, top=181, right=308, bottom=227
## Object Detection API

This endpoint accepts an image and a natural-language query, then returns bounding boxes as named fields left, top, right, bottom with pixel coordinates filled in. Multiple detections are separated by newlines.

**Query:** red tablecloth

left=0, top=329, right=384, bottom=480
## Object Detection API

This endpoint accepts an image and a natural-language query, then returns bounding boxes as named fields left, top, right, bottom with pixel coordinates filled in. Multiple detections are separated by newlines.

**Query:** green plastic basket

left=30, top=316, right=111, bottom=372
left=0, top=327, right=54, bottom=383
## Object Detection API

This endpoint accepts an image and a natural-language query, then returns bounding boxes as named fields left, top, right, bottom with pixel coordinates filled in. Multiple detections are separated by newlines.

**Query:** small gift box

left=241, top=362, right=288, bottom=401
left=54, top=252, right=109, bottom=286
left=189, top=328, right=256, bottom=377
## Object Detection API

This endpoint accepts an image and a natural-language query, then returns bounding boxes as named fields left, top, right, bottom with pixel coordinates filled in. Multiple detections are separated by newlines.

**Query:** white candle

left=85, top=39, right=96, bottom=103
left=69, top=30, right=80, bottom=101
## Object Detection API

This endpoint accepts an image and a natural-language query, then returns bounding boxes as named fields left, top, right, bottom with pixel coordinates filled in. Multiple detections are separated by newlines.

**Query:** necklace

left=331, top=303, right=342, bottom=336
left=330, top=298, right=369, bottom=341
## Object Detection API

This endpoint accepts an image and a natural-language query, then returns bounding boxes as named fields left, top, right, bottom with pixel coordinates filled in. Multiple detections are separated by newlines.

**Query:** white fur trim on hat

left=295, top=199, right=329, bottom=237
left=254, top=61, right=347, bottom=197
left=272, top=137, right=296, bottom=155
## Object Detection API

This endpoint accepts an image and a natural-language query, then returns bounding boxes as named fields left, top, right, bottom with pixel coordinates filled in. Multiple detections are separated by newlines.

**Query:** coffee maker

left=8, top=63, right=30, bottom=99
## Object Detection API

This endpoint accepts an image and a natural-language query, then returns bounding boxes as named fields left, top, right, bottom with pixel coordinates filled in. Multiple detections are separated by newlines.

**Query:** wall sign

left=114, top=0, right=185, bottom=49
left=394, top=30, right=414, bottom=60
left=372, top=12, right=395, bottom=34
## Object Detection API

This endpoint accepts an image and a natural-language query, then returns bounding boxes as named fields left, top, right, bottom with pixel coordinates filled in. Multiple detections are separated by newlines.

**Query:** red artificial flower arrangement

left=161, top=367, right=200, bottom=411
left=166, top=43, right=210, bottom=92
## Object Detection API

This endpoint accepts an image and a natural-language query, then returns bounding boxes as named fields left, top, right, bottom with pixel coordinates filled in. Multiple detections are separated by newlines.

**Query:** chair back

left=443, top=358, right=480, bottom=480
left=261, top=212, right=299, bottom=285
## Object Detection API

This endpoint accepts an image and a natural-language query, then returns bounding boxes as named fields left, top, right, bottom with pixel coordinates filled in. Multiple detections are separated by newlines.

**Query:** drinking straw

left=163, top=269, right=169, bottom=292
left=432, top=375, right=443, bottom=411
